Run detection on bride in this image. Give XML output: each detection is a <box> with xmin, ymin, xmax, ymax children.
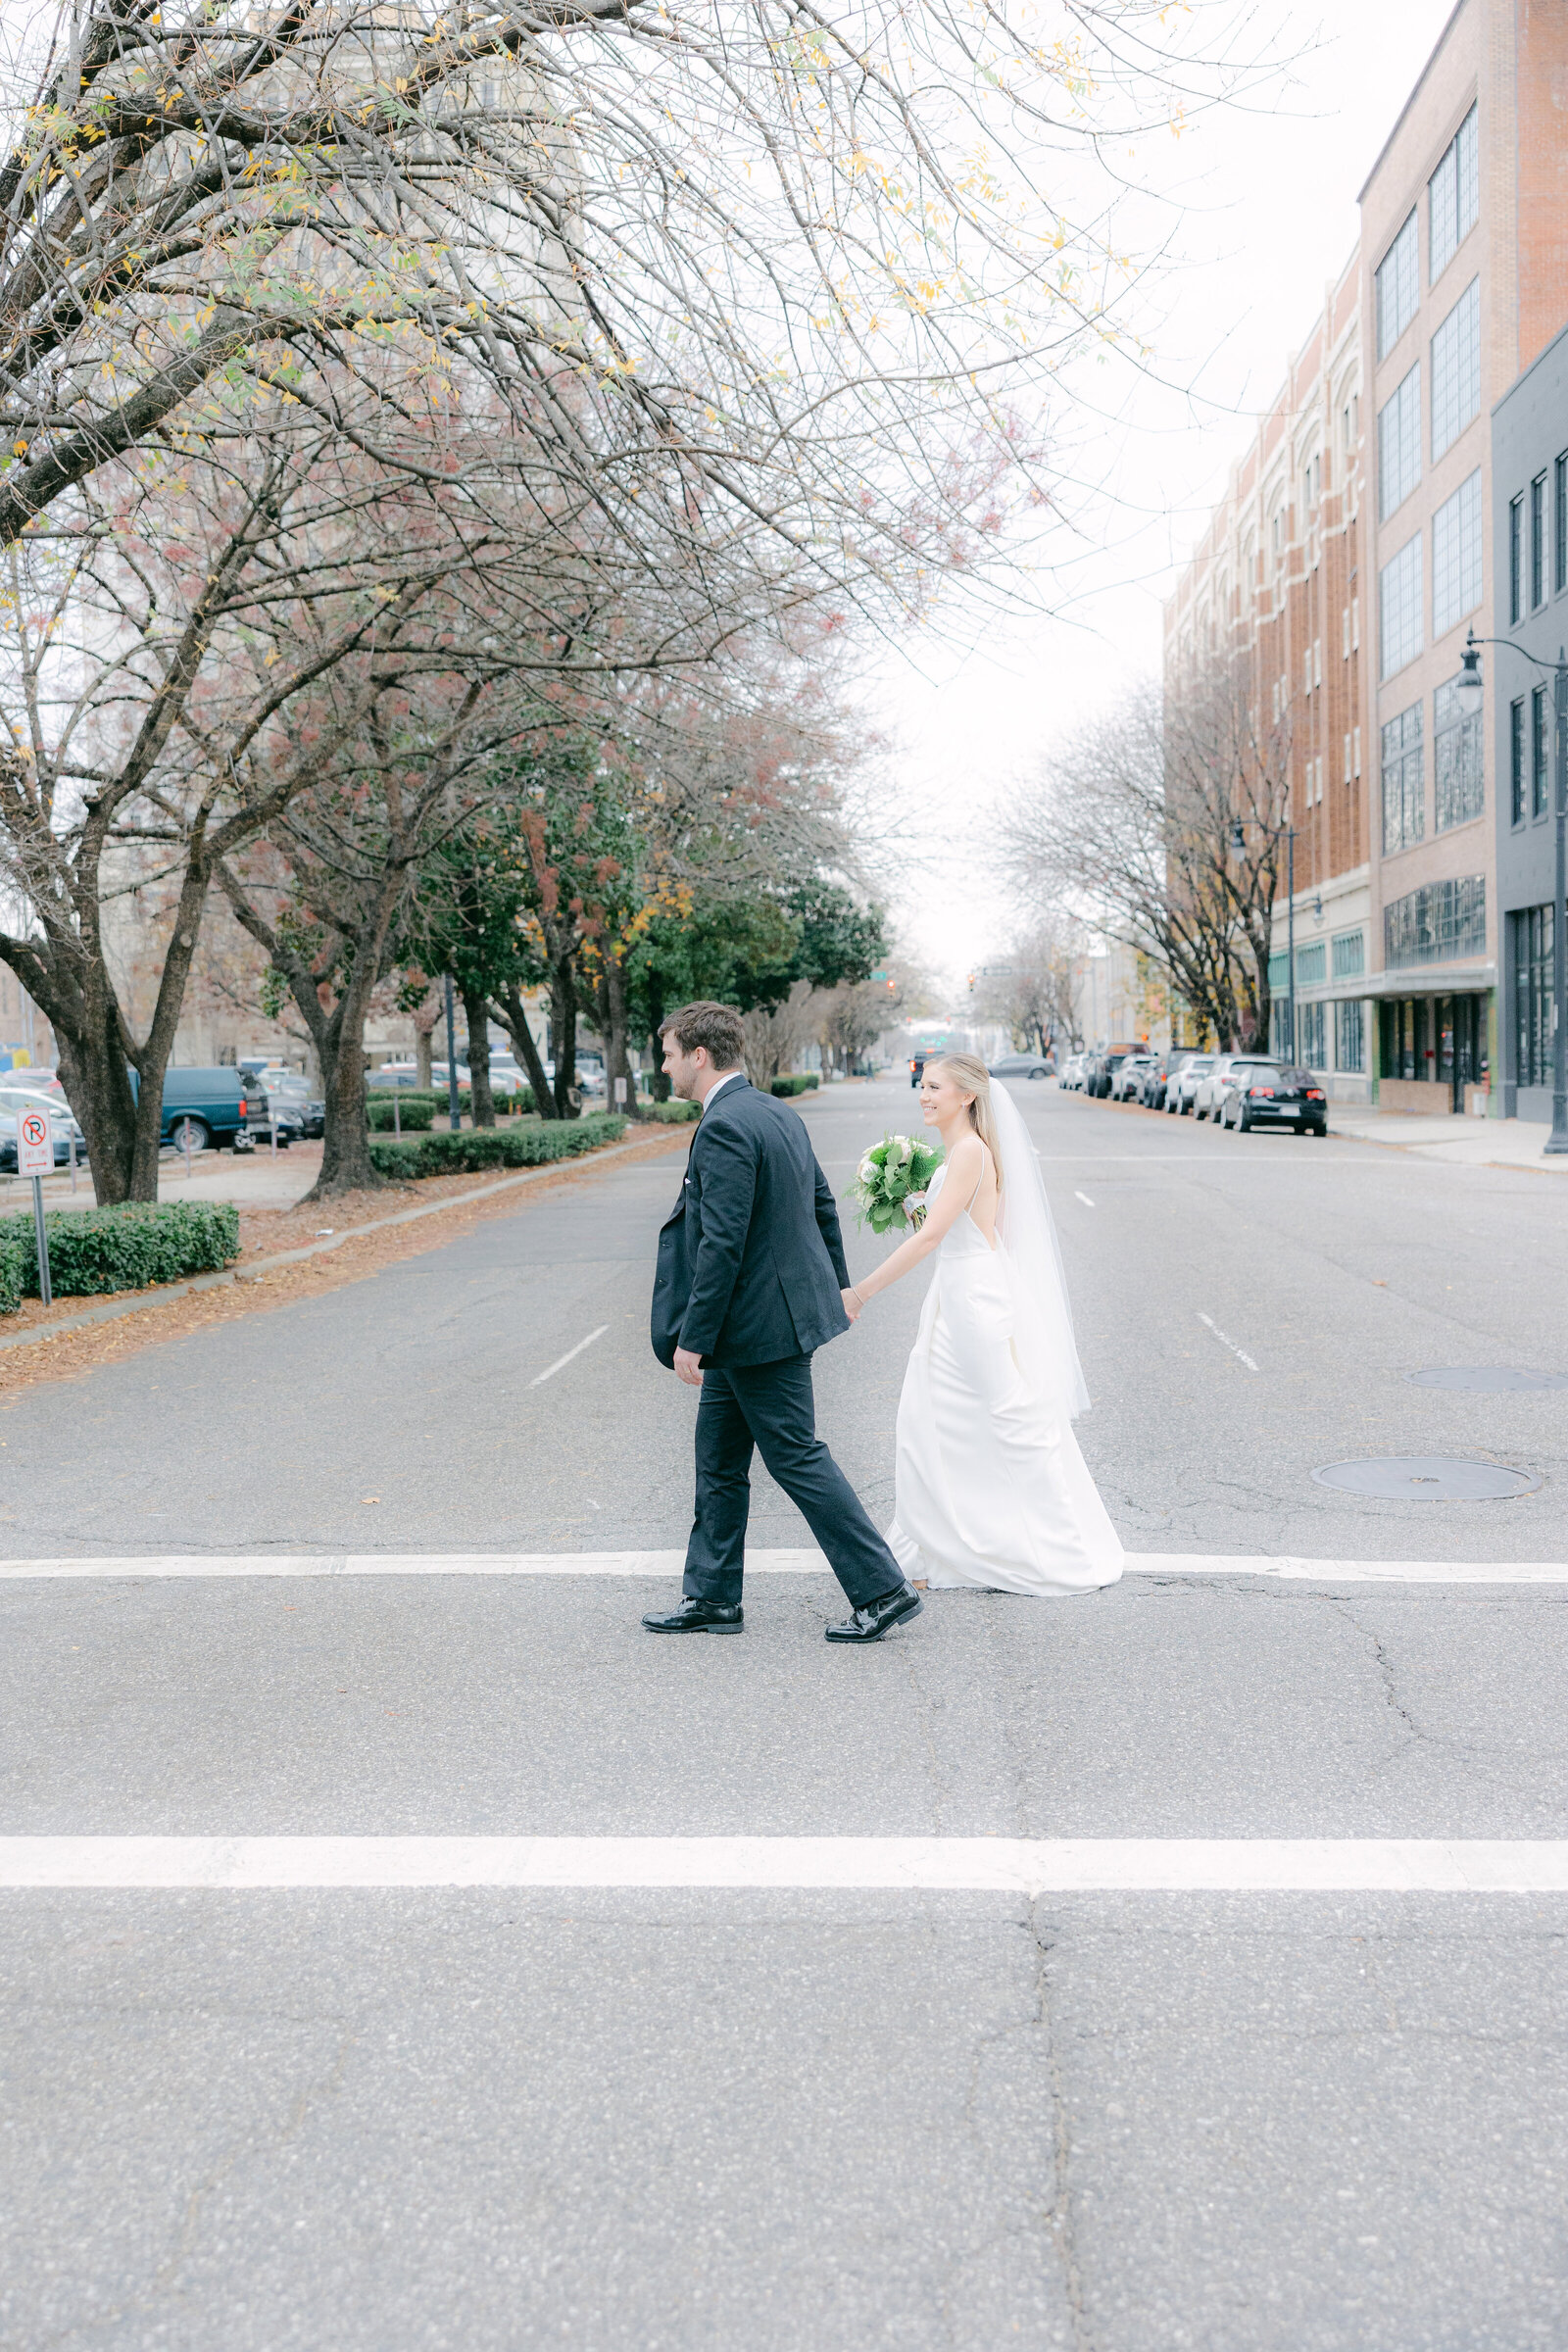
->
<box><xmin>842</xmin><ymin>1054</ymin><xmax>1123</xmax><ymax>1597</ymax></box>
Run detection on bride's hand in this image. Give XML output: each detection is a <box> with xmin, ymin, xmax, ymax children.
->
<box><xmin>841</xmin><ymin>1286</ymin><xmax>863</xmax><ymax>1321</ymax></box>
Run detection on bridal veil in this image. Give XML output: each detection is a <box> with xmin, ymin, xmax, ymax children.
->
<box><xmin>988</xmin><ymin>1080</ymin><xmax>1092</xmax><ymax>1419</ymax></box>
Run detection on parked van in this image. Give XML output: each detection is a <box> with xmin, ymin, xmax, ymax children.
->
<box><xmin>129</xmin><ymin>1066</ymin><xmax>252</xmax><ymax>1153</ymax></box>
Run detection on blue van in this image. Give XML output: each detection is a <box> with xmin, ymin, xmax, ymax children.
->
<box><xmin>128</xmin><ymin>1066</ymin><xmax>253</xmax><ymax>1153</ymax></box>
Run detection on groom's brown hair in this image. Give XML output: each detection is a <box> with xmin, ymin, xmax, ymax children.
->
<box><xmin>661</xmin><ymin>1000</ymin><xmax>746</xmax><ymax>1069</ymax></box>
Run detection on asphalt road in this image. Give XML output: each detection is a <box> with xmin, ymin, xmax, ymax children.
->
<box><xmin>2</xmin><ymin>1079</ymin><xmax>1566</xmax><ymax>2350</ymax></box>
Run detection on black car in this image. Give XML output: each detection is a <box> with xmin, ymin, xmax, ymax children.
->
<box><xmin>1217</xmin><ymin>1061</ymin><xmax>1329</xmax><ymax>1136</ymax></box>
<box><xmin>263</xmin><ymin>1076</ymin><xmax>325</xmax><ymax>1139</ymax></box>
<box><xmin>908</xmin><ymin>1045</ymin><xmax>955</xmax><ymax>1088</ymax></box>
<box><xmin>989</xmin><ymin>1053</ymin><xmax>1054</xmax><ymax>1081</ymax></box>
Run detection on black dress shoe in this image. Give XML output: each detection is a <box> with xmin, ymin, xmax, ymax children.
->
<box><xmin>824</xmin><ymin>1580</ymin><xmax>924</xmax><ymax>1642</ymax></box>
<box><xmin>642</xmin><ymin>1596</ymin><xmax>744</xmax><ymax>1635</ymax></box>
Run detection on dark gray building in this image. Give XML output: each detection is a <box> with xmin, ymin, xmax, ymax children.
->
<box><xmin>1493</xmin><ymin>318</ymin><xmax>1568</xmax><ymax>1121</ymax></box>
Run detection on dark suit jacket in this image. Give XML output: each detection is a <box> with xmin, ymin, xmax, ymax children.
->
<box><xmin>651</xmin><ymin>1076</ymin><xmax>852</xmax><ymax>1368</ymax></box>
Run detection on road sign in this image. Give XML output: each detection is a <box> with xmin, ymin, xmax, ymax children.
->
<box><xmin>17</xmin><ymin>1107</ymin><xmax>53</xmax><ymax>1178</ymax></box>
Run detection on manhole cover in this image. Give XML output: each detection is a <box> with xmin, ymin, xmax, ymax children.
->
<box><xmin>1313</xmin><ymin>1455</ymin><xmax>1541</xmax><ymax>1501</ymax></box>
<box><xmin>1407</xmin><ymin>1366</ymin><xmax>1568</xmax><ymax>1393</ymax></box>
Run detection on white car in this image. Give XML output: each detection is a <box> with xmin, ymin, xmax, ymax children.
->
<box><xmin>1192</xmin><ymin>1054</ymin><xmax>1250</xmax><ymax>1120</ymax></box>
<box><xmin>1164</xmin><ymin>1052</ymin><xmax>1216</xmax><ymax>1114</ymax></box>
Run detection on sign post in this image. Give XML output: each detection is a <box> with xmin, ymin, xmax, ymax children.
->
<box><xmin>17</xmin><ymin>1107</ymin><xmax>53</xmax><ymax>1306</ymax></box>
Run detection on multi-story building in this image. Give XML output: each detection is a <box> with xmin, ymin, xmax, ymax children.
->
<box><xmin>1491</xmin><ymin>316</ymin><xmax>1568</xmax><ymax>1121</ymax></box>
<box><xmin>1162</xmin><ymin>255</ymin><xmax>1370</xmax><ymax>1100</ymax></box>
<box><xmin>1167</xmin><ymin>0</ymin><xmax>1568</xmax><ymax>1117</ymax></box>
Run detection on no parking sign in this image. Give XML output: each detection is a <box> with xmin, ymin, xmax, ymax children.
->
<box><xmin>17</xmin><ymin>1106</ymin><xmax>52</xmax><ymax>1178</ymax></box>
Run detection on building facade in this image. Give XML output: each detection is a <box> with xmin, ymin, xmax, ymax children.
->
<box><xmin>1491</xmin><ymin>314</ymin><xmax>1568</xmax><ymax>1121</ymax></box>
<box><xmin>1163</xmin><ymin>256</ymin><xmax>1371</xmax><ymax>1100</ymax></box>
<box><xmin>1167</xmin><ymin>0</ymin><xmax>1568</xmax><ymax>1116</ymax></box>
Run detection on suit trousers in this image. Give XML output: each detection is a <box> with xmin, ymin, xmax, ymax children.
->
<box><xmin>683</xmin><ymin>1354</ymin><xmax>903</xmax><ymax>1611</ymax></box>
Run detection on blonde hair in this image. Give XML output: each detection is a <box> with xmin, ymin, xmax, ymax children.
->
<box><xmin>929</xmin><ymin>1053</ymin><xmax>1003</xmax><ymax>1192</ymax></box>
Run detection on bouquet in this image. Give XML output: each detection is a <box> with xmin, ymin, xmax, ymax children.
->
<box><xmin>847</xmin><ymin>1133</ymin><xmax>945</xmax><ymax>1235</ymax></box>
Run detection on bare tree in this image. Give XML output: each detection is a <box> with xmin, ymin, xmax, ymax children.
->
<box><xmin>998</xmin><ymin>662</ymin><xmax>1293</xmax><ymax>1052</ymax></box>
<box><xmin>973</xmin><ymin>920</ymin><xmax>1091</xmax><ymax>1054</ymax></box>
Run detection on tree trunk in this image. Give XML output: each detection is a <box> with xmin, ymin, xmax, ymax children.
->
<box><xmin>462</xmin><ymin>981</ymin><xmax>495</xmax><ymax>1126</ymax></box>
<box><xmin>597</xmin><ymin>954</ymin><xmax>636</xmax><ymax>1117</ymax></box>
<box><xmin>414</xmin><ymin>997</ymin><xmax>438</xmax><ymax>1089</ymax></box>
<box><xmin>551</xmin><ymin>957</ymin><xmax>580</xmax><ymax>1118</ymax></box>
<box><xmin>490</xmin><ymin>986</ymin><xmax>557</xmax><ymax>1117</ymax></box>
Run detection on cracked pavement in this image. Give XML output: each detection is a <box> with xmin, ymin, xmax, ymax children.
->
<box><xmin>1</xmin><ymin>1080</ymin><xmax>1565</xmax><ymax>2347</ymax></box>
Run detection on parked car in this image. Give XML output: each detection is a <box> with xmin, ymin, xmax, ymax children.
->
<box><xmin>1217</xmin><ymin>1061</ymin><xmax>1328</xmax><ymax>1136</ymax></box>
<box><xmin>267</xmin><ymin>1076</ymin><xmax>325</xmax><ymax>1138</ymax></box>
<box><xmin>1192</xmin><ymin>1054</ymin><xmax>1251</xmax><ymax>1121</ymax></box>
<box><xmin>0</xmin><ymin>1084</ymin><xmax>84</xmax><ymax>1147</ymax></box>
<box><xmin>1057</xmin><ymin>1053</ymin><xmax>1084</xmax><ymax>1091</ymax></box>
<box><xmin>989</xmin><ymin>1053</ymin><xmax>1054</xmax><ymax>1081</ymax></box>
<box><xmin>129</xmin><ymin>1066</ymin><xmax>252</xmax><ymax>1153</ymax></box>
<box><xmin>1082</xmin><ymin>1044</ymin><xmax>1142</xmax><ymax>1099</ymax></box>
<box><xmin>1109</xmin><ymin>1054</ymin><xmax>1156</xmax><ymax>1102</ymax></box>
<box><xmin>369</xmin><ymin>1062</ymin><xmax>424</xmax><ymax>1089</ymax></box>
<box><xmin>1164</xmin><ymin>1052</ymin><xmax>1217</xmax><ymax>1114</ymax></box>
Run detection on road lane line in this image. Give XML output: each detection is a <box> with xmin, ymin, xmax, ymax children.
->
<box><xmin>2</xmin><ymin>1837</ymin><xmax>1567</xmax><ymax>1892</ymax></box>
<box><xmin>1198</xmin><ymin>1310</ymin><xmax>1259</xmax><ymax>1371</ymax></box>
<box><xmin>1</xmin><ymin>1550</ymin><xmax>1564</xmax><ymax>1582</ymax></box>
<box><xmin>529</xmin><ymin>1326</ymin><xmax>609</xmax><ymax>1387</ymax></box>
<box><xmin>1074</xmin><ymin>1191</ymin><xmax>1095</xmax><ymax>1207</ymax></box>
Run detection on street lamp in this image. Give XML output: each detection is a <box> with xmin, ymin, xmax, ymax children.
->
<box><xmin>1451</xmin><ymin>626</ymin><xmax>1567</xmax><ymax>1154</ymax></box>
<box><xmin>1231</xmin><ymin>815</ymin><xmax>1299</xmax><ymax>1061</ymax></box>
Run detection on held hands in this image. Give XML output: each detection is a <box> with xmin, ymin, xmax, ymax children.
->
<box><xmin>673</xmin><ymin>1347</ymin><xmax>705</xmax><ymax>1387</ymax></box>
<box><xmin>842</xmin><ymin>1286</ymin><xmax>865</xmax><ymax>1322</ymax></box>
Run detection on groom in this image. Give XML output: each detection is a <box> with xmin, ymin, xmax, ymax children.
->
<box><xmin>646</xmin><ymin>1000</ymin><xmax>923</xmax><ymax>1643</ymax></box>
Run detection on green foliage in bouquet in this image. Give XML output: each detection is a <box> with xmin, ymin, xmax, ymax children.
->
<box><xmin>846</xmin><ymin>1133</ymin><xmax>945</xmax><ymax>1235</ymax></box>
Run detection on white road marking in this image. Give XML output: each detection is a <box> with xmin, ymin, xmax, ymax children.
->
<box><xmin>1198</xmin><ymin>1310</ymin><xmax>1259</xmax><ymax>1371</ymax></box>
<box><xmin>2</xmin><ymin>1836</ymin><xmax>1567</xmax><ymax>1892</ymax></box>
<box><xmin>529</xmin><ymin>1326</ymin><xmax>609</xmax><ymax>1387</ymax></box>
<box><xmin>1074</xmin><ymin>1191</ymin><xmax>1096</xmax><ymax>1207</ymax></box>
<box><xmin>0</xmin><ymin>1549</ymin><xmax>1563</xmax><ymax>1583</ymax></box>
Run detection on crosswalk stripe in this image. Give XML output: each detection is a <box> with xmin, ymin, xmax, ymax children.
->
<box><xmin>0</xmin><ymin>1549</ymin><xmax>1561</xmax><ymax>1583</ymax></box>
<box><xmin>2</xmin><ymin>1837</ymin><xmax>1566</xmax><ymax>1891</ymax></box>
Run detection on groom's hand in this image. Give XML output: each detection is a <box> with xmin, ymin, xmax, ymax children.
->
<box><xmin>673</xmin><ymin>1347</ymin><xmax>705</xmax><ymax>1386</ymax></box>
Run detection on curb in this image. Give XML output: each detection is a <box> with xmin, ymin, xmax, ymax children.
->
<box><xmin>0</xmin><ymin>1130</ymin><xmax>675</xmax><ymax>1356</ymax></box>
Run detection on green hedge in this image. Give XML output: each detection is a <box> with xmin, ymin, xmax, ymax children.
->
<box><xmin>640</xmin><ymin>1098</ymin><xmax>699</xmax><ymax>1123</ymax></box>
<box><xmin>0</xmin><ymin>1200</ymin><xmax>241</xmax><ymax>1315</ymax></box>
<box><xmin>368</xmin><ymin>1114</ymin><xmax>627</xmax><ymax>1180</ymax></box>
<box><xmin>770</xmin><ymin>1073</ymin><xmax>820</xmax><ymax>1098</ymax></box>
<box><xmin>367</xmin><ymin>1096</ymin><xmax>435</xmax><ymax>1131</ymax></box>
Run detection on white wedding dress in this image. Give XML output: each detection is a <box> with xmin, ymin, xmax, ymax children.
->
<box><xmin>886</xmin><ymin>1094</ymin><xmax>1124</xmax><ymax>1597</ymax></box>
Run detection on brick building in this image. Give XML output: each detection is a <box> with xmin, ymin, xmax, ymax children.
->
<box><xmin>1163</xmin><ymin>253</ymin><xmax>1370</xmax><ymax>1099</ymax></box>
<box><xmin>1166</xmin><ymin>0</ymin><xmax>1568</xmax><ymax>1115</ymax></box>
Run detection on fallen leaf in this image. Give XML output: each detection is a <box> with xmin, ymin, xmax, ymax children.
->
<box><xmin>361</xmin><ymin>1495</ymin><xmax>380</xmax><ymax>1504</ymax></box>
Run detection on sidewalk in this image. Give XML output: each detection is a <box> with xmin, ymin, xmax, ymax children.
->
<box><xmin>1328</xmin><ymin>1102</ymin><xmax>1568</xmax><ymax>1172</ymax></box>
<box><xmin>1</xmin><ymin>1142</ymin><xmax>321</xmax><ymax>1216</ymax></box>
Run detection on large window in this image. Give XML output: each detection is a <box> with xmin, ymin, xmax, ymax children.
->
<box><xmin>1335</xmin><ymin>999</ymin><xmax>1366</xmax><ymax>1073</ymax></box>
<box><xmin>1296</xmin><ymin>941</ymin><xmax>1326</xmax><ymax>987</ymax></box>
<box><xmin>1430</xmin><ymin>280</ymin><xmax>1480</xmax><ymax>462</ymax></box>
<box><xmin>1432</xmin><ymin>469</ymin><xmax>1482</xmax><ymax>639</ymax></box>
<box><xmin>1379</xmin><ymin>534</ymin><xmax>1423</xmax><ymax>678</ymax></box>
<box><xmin>1377</xmin><ymin>212</ymin><xmax>1420</xmax><ymax>358</ymax></box>
<box><xmin>1533</xmin><ymin>473</ymin><xmax>1548</xmax><ymax>611</ymax></box>
<box><xmin>1510</xmin><ymin>495</ymin><xmax>1523</xmax><ymax>625</ymax></box>
<box><xmin>1511</xmin><ymin>697</ymin><xmax>1527</xmax><ymax>825</ymax></box>
<box><xmin>1533</xmin><ymin>683</ymin><xmax>1549</xmax><ymax>818</ymax></box>
<box><xmin>1434</xmin><ymin>675</ymin><xmax>1484</xmax><ymax>829</ymax></box>
<box><xmin>1298</xmin><ymin>1002</ymin><xmax>1327</xmax><ymax>1069</ymax></box>
<box><xmin>1378</xmin><ymin>365</ymin><xmax>1422</xmax><ymax>520</ymax></box>
<box><xmin>1384</xmin><ymin>875</ymin><xmax>1486</xmax><ymax>968</ymax></box>
<box><xmin>1557</xmin><ymin>454</ymin><xmax>1567</xmax><ymax>597</ymax></box>
<box><xmin>1332</xmin><ymin>929</ymin><xmax>1365</xmax><ymax>980</ymax></box>
<box><xmin>1429</xmin><ymin>104</ymin><xmax>1479</xmax><ymax>281</ymax></box>
<box><xmin>1381</xmin><ymin>703</ymin><xmax>1424</xmax><ymax>854</ymax></box>
<box><xmin>1512</xmin><ymin>906</ymin><xmax>1556</xmax><ymax>1087</ymax></box>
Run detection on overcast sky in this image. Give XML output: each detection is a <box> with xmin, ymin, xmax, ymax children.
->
<box><xmin>886</xmin><ymin>0</ymin><xmax>1456</xmax><ymax>994</ymax></box>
